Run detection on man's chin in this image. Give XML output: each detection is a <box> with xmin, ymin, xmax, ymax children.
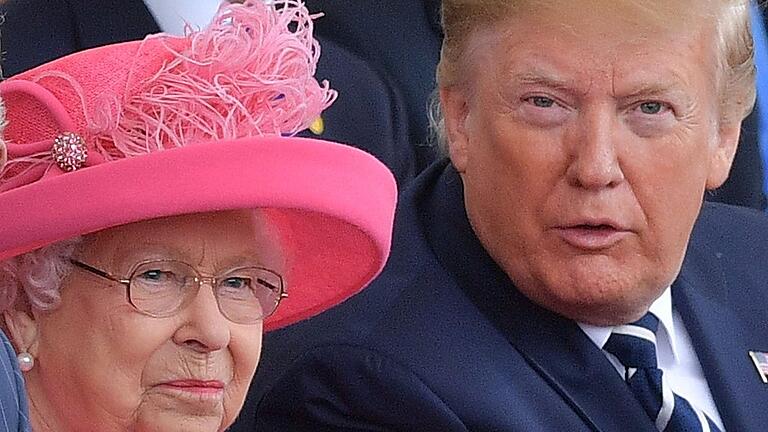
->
<box><xmin>524</xmin><ymin>268</ymin><xmax>666</xmax><ymax>326</ymax></box>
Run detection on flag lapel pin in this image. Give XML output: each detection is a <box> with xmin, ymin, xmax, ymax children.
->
<box><xmin>748</xmin><ymin>351</ymin><xmax>768</xmax><ymax>384</ymax></box>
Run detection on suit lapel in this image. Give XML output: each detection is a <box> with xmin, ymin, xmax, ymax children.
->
<box><xmin>673</xmin><ymin>225</ymin><xmax>768</xmax><ymax>432</ymax></box>
<box><xmin>424</xmin><ymin>164</ymin><xmax>656</xmax><ymax>432</ymax></box>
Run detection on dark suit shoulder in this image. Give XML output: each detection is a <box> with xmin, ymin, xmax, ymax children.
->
<box><xmin>301</xmin><ymin>36</ymin><xmax>420</xmax><ymax>187</ymax></box>
<box><xmin>1</xmin><ymin>0</ymin><xmax>78</xmax><ymax>76</ymax></box>
<box><xmin>0</xmin><ymin>0</ymin><xmax>158</xmax><ymax>77</ymax></box>
<box><xmin>256</xmin><ymin>343</ymin><xmax>467</xmax><ymax>432</ymax></box>
<box><xmin>681</xmin><ymin>202</ymin><xmax>768</xmax><ymax>320</ymax></box>
<box><xmin>697</xmin><ymin>202</ymin><xmax>768</xmax><ymax>240</ymax></box>
<box><xmin>693</xmin><ymin>202</ymin><xmax>768</xmax><ymax>264</ymax></box>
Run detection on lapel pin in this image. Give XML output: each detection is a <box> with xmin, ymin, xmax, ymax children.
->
<box><xmin>748</xmin><ymin>351</ymin><xmax>768</xmax><ymax>384</ymax></box>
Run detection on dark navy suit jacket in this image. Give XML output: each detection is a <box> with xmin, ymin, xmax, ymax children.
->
<box><xmin>253</xmin><ymin>161</ymin><xmax>768</xmax><ymax>431</ymax></box>
<box><xmin>0</xmin><ymin>0</ymin><xmax>422</xmax><ymax>187</ymax></box>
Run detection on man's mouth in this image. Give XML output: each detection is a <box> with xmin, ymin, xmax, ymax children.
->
<box><xmin>553</xmin><ymin>221</ymin><xmax>632</xmax><ymax>250</ymax></box>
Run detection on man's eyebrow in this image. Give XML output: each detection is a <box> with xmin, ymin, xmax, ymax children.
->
<box><xmin>514</xmin><ymin>72</ymin><xmax>572</xmax><ymax>88</ymax></box>
<box><xmin>508</xmin><ymin>70</ymin><xmax>588</xmax><ymax>97</ymax></box>
<box><xmin>620</xmin><ymin>81</ymin><xmax>690</xmax><ymax>99</ymax></box>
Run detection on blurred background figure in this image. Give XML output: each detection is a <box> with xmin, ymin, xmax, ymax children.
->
<box><xmin>751</xmin><ymin>1</ymin><xmax>768</xmax><ymax>205</ymax></box>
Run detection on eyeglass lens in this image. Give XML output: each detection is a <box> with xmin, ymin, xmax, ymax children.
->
<box><xmin>128</xmin><ymin>260</ymin><xmax>282</xmax><ymax>324</ymax></box>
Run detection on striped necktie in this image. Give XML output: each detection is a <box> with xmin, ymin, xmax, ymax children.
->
<box><xmin>603</xmin><ymin>313</ymin><xmax>723</xmax><ymax>432</ymax></box>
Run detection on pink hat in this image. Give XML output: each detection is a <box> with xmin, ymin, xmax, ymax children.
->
<box><xmin>0</xmin><ymin>100</ymin><xmax>6</xmax><ymax>169</ymax></box>
<box><xmin>0</xmin><ymin>1</ymin><xmax>396</xmax><ymax>331</ymax></box>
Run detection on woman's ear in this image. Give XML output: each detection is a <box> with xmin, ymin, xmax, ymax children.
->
<box><xmin>3</xmin><ymin>310</ymin><xmax>39</xmax><ymax>356</ymax></box>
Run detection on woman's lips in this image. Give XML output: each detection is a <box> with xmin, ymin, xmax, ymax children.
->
<box><xmin>158</xmin><ymin>380</ymin><xmax>225</xmax><ymax>397</ymax></box>
<box><xmin>553</xmin><ymin>224</ymin><xmax>632</xmax><ymax>250</ymax></box>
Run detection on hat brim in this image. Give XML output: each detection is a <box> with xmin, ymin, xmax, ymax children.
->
<box><xmin>0</xmin><ymin>137</ymin><xmax>396</xmax><ymax>331</ymax></box>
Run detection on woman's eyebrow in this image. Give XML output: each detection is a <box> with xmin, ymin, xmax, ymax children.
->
<box><xmin>110</xmin><ymin>243</ymin><xmax>188</xmax><ymax>266</ymax></box>
<box><xmin>214</xmin><ymin>253</ymin><xmax>269</xmax><ymax>269</ymax></box>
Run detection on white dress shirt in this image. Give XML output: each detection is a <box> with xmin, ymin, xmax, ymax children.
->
<box><xmin>579</xmin><ymin>289</ymin><xmax>726</xmax><ymax>430</ymax></box>
<box><xmin>142</xmin><ymin>0</ymin><xmax>224</xmax><ymax>36</ymax></box>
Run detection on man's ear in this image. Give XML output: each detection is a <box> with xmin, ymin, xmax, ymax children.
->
<box><xmin>440</xmin><ymin>87</ymin><xmax>471</xmax><ymax>173</ymax></box>
<box><xmin>706</xmin><ymin>122</ymin><xmax>741</xmax><ymax>189</ymax></box>
<box><xmin>3</xmin><ymin>309</ymin><xmax>39</xmax><ymax>357</ymax></box>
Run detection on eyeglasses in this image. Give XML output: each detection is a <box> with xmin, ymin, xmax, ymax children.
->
<box><xmin>71</xmin><ymin>259</ymin><xmax>287</xmax><ymax>325</ymax></box>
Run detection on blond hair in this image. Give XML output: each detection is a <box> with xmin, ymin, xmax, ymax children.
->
<box><xmin>430</xmin><ymin>0</ymin><xmax>756</xmax><ymax>148</ymax></box>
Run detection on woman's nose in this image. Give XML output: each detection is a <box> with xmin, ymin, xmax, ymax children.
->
<box><xmin>172</xmin><ymin>281</ymin><xmax>231</xmax><ymax>353</ymax></box>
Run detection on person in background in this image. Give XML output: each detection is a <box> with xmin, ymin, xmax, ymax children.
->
<box><xmin>0</xmin><ymin>2</ymin><xmax>396</xmax><ymax>431</ymax></box>
<box><xmin>254</xmin><ymin>0</ymin><xmax>768</xmax><ymax>431</ymax></box>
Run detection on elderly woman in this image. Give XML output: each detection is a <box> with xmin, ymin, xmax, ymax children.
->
<box><xmin>253</xmin><ymin>1</ymin><xmax>768</xmax><ymax>431</ymax></box>
<box><xmin>0</xmin><ymin>1</ymin><xmax>396</xmax><ymax>431</ymax></box>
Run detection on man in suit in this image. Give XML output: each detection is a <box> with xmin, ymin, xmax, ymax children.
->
<box><xmin>0</xmin><ymin>0</ymin><xmax>421</xmax><ymax>187</ymax></box>
<box><xmin>253</xmin><ymin>1</ymin><xmax>768</xmax><ymax>430</ymax></box>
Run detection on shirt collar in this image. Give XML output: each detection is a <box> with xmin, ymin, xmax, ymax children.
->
<box><xmin>142</xmin><ymin>0</ymin><xmax>224</xmax><ymax>36</ymax></box>
<box><xmin>578</xmin><ymin>287</ymin><xmax>679</xmax><ymax>363</ymax></box>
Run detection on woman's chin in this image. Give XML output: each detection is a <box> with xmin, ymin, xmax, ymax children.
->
<box><xmin>134</xmin><ymin>393</ymin><xmax>225</xmax><ymax>432</ymax></box>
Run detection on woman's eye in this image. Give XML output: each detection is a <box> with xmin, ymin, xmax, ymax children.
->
<box><xmin>221</xmin><ymin>277</ymin><xmax>251</xmax><ymax>290</ymax></box>
<box><xmin>138</xmin><ymin>270</ymin><xmax>171</xmax><ymax>282</ymax></box>
<box><xmin>527</xmin><ymin>96</ymin><xmax>556</xmax><ymax>108</ymax></box>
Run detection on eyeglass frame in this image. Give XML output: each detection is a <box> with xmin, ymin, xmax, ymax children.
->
<box><xmin>70</xmin><ymin>259</ymin><xmax>288</xmax><ymax>324</ymax></box>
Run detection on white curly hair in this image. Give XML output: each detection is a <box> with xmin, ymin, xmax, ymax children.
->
<box><xmin>0</xmin><ymin>238</ymin><xmax>82</xmax><ymax>313</ymax></box>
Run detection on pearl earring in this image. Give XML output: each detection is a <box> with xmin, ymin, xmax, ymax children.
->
<box><xmin>17</xmin><ymin>352</ymin><xmax>34</xmax><ymax>372</ymax></box>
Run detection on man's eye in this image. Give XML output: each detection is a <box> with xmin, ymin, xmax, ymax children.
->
<box><xmin>527</xmin><ymin>96</ymin><xmax>556</xmax><ymax>108</ymax></box>
<box><xmin>638</xmin><ymin>102</ymin><xmax>665</xmax><ymax>115</ymax></box>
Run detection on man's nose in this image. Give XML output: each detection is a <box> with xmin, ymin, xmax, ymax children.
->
<box><xmin>565</xmin><ymin>109</ymin><xmax>625</xmax><ymax>190</ymax></box>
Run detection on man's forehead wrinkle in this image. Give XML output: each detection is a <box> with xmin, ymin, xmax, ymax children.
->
<box><xmin>512</xmin><ymin>69</ymin><xmax>593</xmax><ymax>99</ymax></box>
